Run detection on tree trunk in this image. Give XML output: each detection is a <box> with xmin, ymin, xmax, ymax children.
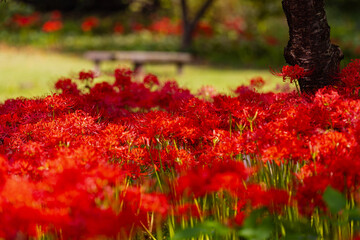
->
<box><xmin>180</xmin><ymin>0</ymin><xmax>214</xmax><ymax>51</ymax></box>
<box><xmin>181</xmin><ymin>24</ymin><xmax>193</xmax><ymax>51</ymax></box>
<box><xmin>282</xmin><ymin>0</ymin><xmax>344</xmax><ymax>94</ymax></box>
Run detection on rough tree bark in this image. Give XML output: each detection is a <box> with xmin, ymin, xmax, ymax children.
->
<box><xmin>282</xmin><ymin>0</ymin><xmax>344</xmax><ymax>94</ymax></box>
<box><xmin>180</xmin><ymin>0</ymin><xmax>214</xmax><ymax>51</ymax></box>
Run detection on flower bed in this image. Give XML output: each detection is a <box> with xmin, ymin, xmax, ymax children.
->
<box><xmin>2</xmin><ymin>62</ymin><xmax>360</xmax><ymax>239</ymax></box>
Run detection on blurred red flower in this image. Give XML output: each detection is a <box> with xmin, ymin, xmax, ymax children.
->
<box><xmin>143</xmin><ymin>74</ymin><xmax>159</xmax><ymax>86</ymax></box>
<box><xmin>195</xmin><ymin>22</ymin><xmax>213</xmax><ymax>37</ymax></box>
<box><xmin>42</xmin><ymin>20</ymin><xmax>63</xmax><ymax>33</ymax></box>
<box><xmin>132</xmin><ymin>23</ymin><xmax>145</xmax><ymax>32</ymax></box>
<box><xmin>78</xmin><ymin>70</ymin><xmax>96</xmax><ymax>83</ymax></box>
<box><xmin>12</xmin><ymin>13</ymin><xmax>39</xmax><ymax>28</ymax></box>
<box><xmin>81</xmin><ymin>17</ymin><xmax>99</xmax><ymax>32</ymax></box>
<box><xmin>55</xmin><ymin>78</ymin><xmax>80</xmax><ymax>95</ymax></box>
<box><xmin>250</xmin><ymin>76</ymin><xmax>265</xmax><ymax>89</ymax></box>
<box><xmin>113</xmin><ymin>23</ymin><xmax>124</xmax><ymax>34</ymax></box>
<box><xmin>264</xmin><ymin>35</ymin><xmax>279</xmax><ymax>46</ymax></box>
<box><xmin>114</xmin><ymin>68</ymin><xmax>132</xmax><ymax>88</ymax></box>
<box><xmin>50</xmin><ymin>10</ymin><xmax>62</xmax><ymax>20</ymax></box>
<box><xmin>223</xmin><ymin>17</ymin><xmax>246</xmax><ymax>35</ymax></box>
<box><xmin>149</xmin><ymin>17</ymin><xmax>181</xmax><ymax>35</ymax></box>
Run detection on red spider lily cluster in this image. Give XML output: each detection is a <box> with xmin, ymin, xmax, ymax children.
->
<box><xmin>1</xmin><ymin>61</ymin><xmax>360</xmax><ymax>238</ymax></box>
<box><xmin>8</xmin><ymin>10</ymin><xmax>268</xmax><ymax>41</ymax></box>
<box><xmin>9</xmin><ymin>11</ymin><xmax>215</xmax><ymax>37</ymax></box>
<box><xmin>10</xmin><ymin>11</ymin><xmax>64</xmax><ymax>33</ymax></box>
<box><xmin>147</xmin><ymin>17</ymin><xmax>213</xmax><ymax>37</ymax></box>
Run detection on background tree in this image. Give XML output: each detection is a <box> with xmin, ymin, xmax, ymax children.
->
<box><xmin>282</xmin><ymin>0</ymin><xmax>344</xmax><ymax>94</ymax></box>
<box><xmin>179</xmin><ymin>0</ymin><xmax>214</xmax><ymax>51</ymax></box>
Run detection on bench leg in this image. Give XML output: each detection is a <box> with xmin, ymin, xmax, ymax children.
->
<box><xmin>94</xmin><ymin>60</ymin><xmax>101</xmax><ymax>75</ymax></box>
<box><xmin>176</xmin><ymin>62</ymin><xmax>184</xmax><ymax>75</ymax></box>
<box><xmin>134</xmin><ymin>62</ymin><xmax>144</xmax><ymax>75</ymax></box>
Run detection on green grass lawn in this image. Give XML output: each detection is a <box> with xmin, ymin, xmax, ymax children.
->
<box><xmin>0</xmin><ymin>44</ymin><xmax>286</xmax><ymax>102</ymax></box>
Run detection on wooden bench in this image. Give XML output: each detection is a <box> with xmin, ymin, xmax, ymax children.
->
<box><xmin>84</xmin><ymin>51</ymin><xmax>192</xmax><ymax>74</ymax></box>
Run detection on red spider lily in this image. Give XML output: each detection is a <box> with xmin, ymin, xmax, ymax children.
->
<box><xmin>248</xmin><ymin>186</ymin><xmax>290</xmax><ymax>213</ymax></box>
<box><xmin>12</xmin><ymin>13</ymin><xmax>39</xmax><ymax>28</ymax></box>
<box><xmin>114</xmin><ymin>68</ymin><xmax>132</xmax><ymax>88</ymax></box>
<box><xmin>50</xmin><ymin>10</ymin><xmax>62</xmax><ymax>20</ymax></box>
<box><xmin>113</xmin><ymin>23</ymin><xmax>124</xmax><ymax>34</ymax></box>
<box><xmin>295</xmin><ymin>175</ymin><xmax>330</xmax><ymax>216</ymax></box>
<box><xmin>195</xmin><ymin>22</ymin><xmax>214</xmax><ymax>37</ymax></box>
<box><xmin>143</xmin><ymin>73</ymin><xmax>160</xmax><ymax>86</ymax></box>
<box><xmin>149</xmin><ymin>17</ymin><xmax>181</xmax><ymax>35</ymax></box>
<box><xmin>42</xmin><ymin>20</ymin><xmax>63</xmax><ymax>33</ymax></box>
<box><xmin>223</xmin><ymin>17</ymin><xmax>246</xmax><ymax>35</ymax></box>
<box><xmin>264</xmin><ymin>35</ymin><xmax>279</xmax><ymax>46</ymax></box>
<box><xmin>340</xmin><ymin>59</ymin><xmax>360</xmax><ymax>88</ymax></box>
<box><xmin>249</xmin><ymin>76</ymin><xmax>265</xmax><ymax>89</ymax></box>
<box><xmin>232</xmin><ymin>204</ymin><xmax>246</xmax><ymax>226</ymax></box>
<box><xmin>234</xmin><ymin>86</ymin><xmax>256</xmax><ymax>98</ymax></box>
<box><xmin>55</xmin><ymin>78</ymin><xmax>80</xmax><ymax>95</ymax></box>
<box><xmin>173</xmin><ymin>160</ymin><xmax>249</xmax><ymax>198</ymax></box>
<box><xmin>132</xmin><ymin>23</ymin><xmax>145</xmax><ymax>32</ymax></box>
<box><xmin>81</xmin><ymin>16</ymin><xmax>99</xmax><ymax>32</ymax></box>
<box><xmin>124</xmin><ymin>187</ymin><xmax>169</xmax><ymax>217</ymax></box>
<box><xmin>172</xmin><ymin>203</ymin><xmax>203</xmax><ymax>221</ymax></box>
<box><xmin>271</xmin><ymin>64</ymin><xmax>310</xmax><ymax>83</ymax></box>
<box><xmin>150</xmin><ymin>17</ymin><xmax>169</xmax><ymax>34</ymax></box>
<box><xmin>78</xmin><ymin>70</ymin><xmax>96</xmax><ymax>83</ymax></box>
